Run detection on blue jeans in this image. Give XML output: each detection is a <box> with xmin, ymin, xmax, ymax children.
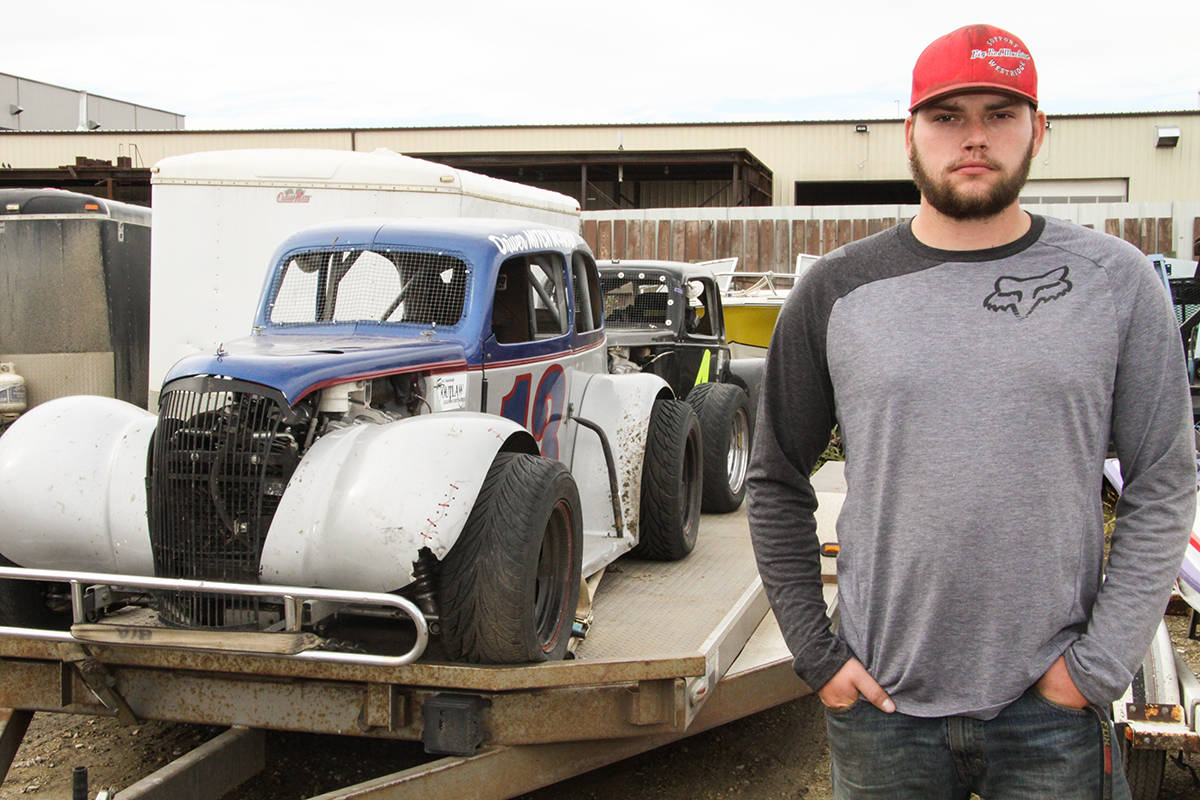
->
<box><xmin>825</xmin><ymin>687</ymin><xmax>1131</xmax><ymax>799</ymax></box>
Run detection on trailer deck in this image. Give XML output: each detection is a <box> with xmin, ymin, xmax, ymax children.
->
<box><xmin>0</xmin><ymin>464</ymin><xmax>847</xmax><ymax>797</ymax></box>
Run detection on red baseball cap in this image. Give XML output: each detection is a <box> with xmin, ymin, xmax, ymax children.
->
<box><xmin>910</xmin><ymin>24</ymin><xmax>1037</xmax><ymax>112</ymax></box>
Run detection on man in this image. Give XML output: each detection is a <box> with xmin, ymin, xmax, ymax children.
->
<box><xmin>747</xmin><ymin>24</ymin><xmax>1195</xmax><ymax>799</ymax></box>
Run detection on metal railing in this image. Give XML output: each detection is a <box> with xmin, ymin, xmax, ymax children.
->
<box><xmin>0</xmin><ymin>566</ymin><xmax>429</xmax><ymax>666</ymax></box>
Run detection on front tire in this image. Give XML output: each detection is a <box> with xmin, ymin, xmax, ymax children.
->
<box><xmin>439</xmin><ymin>452</ymin><xmax>582</xmax><ymax>664</ymax></box>
<box><xmin>633</xmin><ymin>398</ymin><xmax>702</xmax><ymax>560</ymax></box>
<box><xmin>686</xmin><ymin>382</ymin><xmax>751</xmax><ymax>513</ymax></box>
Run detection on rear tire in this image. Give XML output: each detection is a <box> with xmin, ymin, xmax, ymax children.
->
<box><xmin>439</xmin><ymin>452</ymin><xmax>582</xmax><ymax>664</ymax></box>
<box><xmin>687</xmin><ymin>382</ymin><xmax>751</xmax><ymax>513</ymax></box>
<box><xmin>633</xmin><ymin>398</ymin><xmax>702</xmax><ymax>560</ymax></box>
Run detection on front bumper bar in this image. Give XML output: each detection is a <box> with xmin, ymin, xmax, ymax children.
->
<box><xmin>0</xmin><ymin>566</ymin><xmax>429</xmax><ymax>667</ymax></box>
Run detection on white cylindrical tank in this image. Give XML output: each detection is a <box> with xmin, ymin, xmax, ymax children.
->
<box><xmin>0</xmin><ymin>363</ymin><xmax>27</xmax><ymax>416</ymax></box>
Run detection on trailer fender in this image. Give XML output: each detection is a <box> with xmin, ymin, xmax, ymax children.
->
<box><xmin>570</xmin><ymin>373</ymin><xmax>669</xmax><ymax>538</ymax></box>
<box><xmin>260</xmin><ymin>412</ymin><xmax>536</xmax><ymax>592</ymax></box>
<box><xmin>728</xmin><ymin>357</ymin><xmax>764</xmax><ymax>428</ymax></box>
<box><xmin>0</xmin><ymin>396</ymin><xmax>155</xmax><ymax>573</ymax></box>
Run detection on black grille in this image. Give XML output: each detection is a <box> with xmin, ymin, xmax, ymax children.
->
<box><xmin>149</xmin><ymin>377</ymin><xmax>301</xmax><ymax>628</ymax></box>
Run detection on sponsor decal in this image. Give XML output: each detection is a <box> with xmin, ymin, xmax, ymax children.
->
<box><xmin>983</xmin><ymin>266</ymin><xmax>1072</xmax><ymax>319</ymax></box>
<box><xmin>489</xmin><ymin>228</ymin><xmax>580</xmax><ymax>255</ymax></box>
<box><xmin>433</xmin><ymin>374</ymin><xmax>468</xmax><ymax>411</ymax></box>
<box><xmin>276</xmin><ymin>188</ymin><xmax>312</xmax><ymax>204</ymax></box>
<box><xmin>969</xmin><ymin>34</ymin><xmax>1031</xmax><ymax>78</ymax></box>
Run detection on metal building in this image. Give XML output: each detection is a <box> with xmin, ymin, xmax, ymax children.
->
<box><xmin>0</xmin><ymin>110</ymin><xmax>1195</xmax><ymax>211</ymax></box>
<box><xmin>0</xmin><ymin>72</ymin><xmax>183</xmax><ymax>133</ymax></box>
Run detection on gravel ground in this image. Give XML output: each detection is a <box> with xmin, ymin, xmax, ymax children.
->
<box><xmin>2</xmin><ymin>616</ymin><xmax>1198</xmax><ymax>799</ymax></box>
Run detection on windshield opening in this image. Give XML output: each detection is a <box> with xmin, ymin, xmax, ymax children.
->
<box><xmin>268</xmin><ymin>248</ymin><xmax>469</xmax><ymax>327</ymax></box>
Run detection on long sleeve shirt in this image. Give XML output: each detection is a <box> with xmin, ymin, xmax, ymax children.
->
<box><xmin>747</xmin><ymin>215</ymin><xmax>1195</xmax><ymax>718</ymax></box>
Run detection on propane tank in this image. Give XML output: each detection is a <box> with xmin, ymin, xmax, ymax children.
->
<box><xmin>0</xmin><ymin>362</ymin><xmax>28</xmax><ymax>424</ymax></box>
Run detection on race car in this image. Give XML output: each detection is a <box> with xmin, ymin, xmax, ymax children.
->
<box><xmin>0</xmin><ymin>218</ymin><xmax>702</xmax><ymax>665</ymax></box>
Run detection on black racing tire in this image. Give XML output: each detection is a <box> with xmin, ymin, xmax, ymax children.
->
<box><xmin>1121</xmin><ymin>737</ymin><xmax>1165</xmax><ymax>800</ymax></box>
<box><xmin>439</xmin><ymin>452</ymin><xmax>582</xmax><ymax>664</ymax></box>
<box><xmin>0</xmin><ymin>554</ymin><xmax>69</xmax><ymax>630</ymax></box>
<box><xmin>686</xmin><ymin>382</ymin><xmax>752</xmax><ymax>513</ymax></box>
<box><xmin>632</xmin><ymin>398</ymin><xmax>702</xmax><ymax>560</ymax></box>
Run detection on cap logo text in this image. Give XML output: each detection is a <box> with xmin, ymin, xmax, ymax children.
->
<box><xmin>969</xmin><ymin>35</ymin><xmax>1030</xmax><ymax>78</ymax></box>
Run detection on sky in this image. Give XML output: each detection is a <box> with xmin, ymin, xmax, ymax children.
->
<box><xmin>6</xmin><ymin>1</ymin><xmax>1199</xmax><ymax>130</ymax></box>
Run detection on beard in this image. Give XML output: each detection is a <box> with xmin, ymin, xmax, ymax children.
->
<box><xmin>909</xmin><ymin>139</ymin><xmax>1034</xmax><ymax>220</ymax></box>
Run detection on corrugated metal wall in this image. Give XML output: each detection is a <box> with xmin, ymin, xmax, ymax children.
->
<box><xmin>0</xmin><ymin>111</ymin><xmax>1194</xmax><ymax>205</ymax></box>
<box><xmin>0</xmin><ymin>73</ymin><xmax>185</xmax><ymax>133</ymax></box>
<box><xmin>582</xmin><ymin>202</ymin><xmax>1200</xmax><ymax>269</ymax></box>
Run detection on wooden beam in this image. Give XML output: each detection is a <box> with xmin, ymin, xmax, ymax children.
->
<box><xmin>744</xmin><ymin>221</ymin><xmax>760</xmax><ymax>272</ymax></box>
<box><xmin>821</xmin><ymin>220</ymin><xmax>837</xmax><ymax>255</ymax></box>
<box><xmin>791</xmin><ymin>220</ymin><xmax>807</xmax><ymax>263</ymax></box>
<box><xmin>1156</xmin><ymin>218</ymin><xmax>1172</xmax><ymax>256</ymax></box>
<box><xmin>836</xmin><ymin>219</ymin><xmax>852</xmax><ymax>249</ymax></box>
<box><xmin>805</xmin><ymin>220</ymin><xmax>821</xmax><ymax>255</ymax></box>
<box><xmin>1123</xmin><ymin>218</ymin><xmax>1141</xmax><ymax>250</ymax></box>
<box><xmin>597</xmin><ymin>221</ymin><xmax>612</xmax><ymax>259</ymax></box>
<box><xmin>852</xmin><ymin>219</ymin><xmax>868</xmax><ymax>243</ymax></box>
<box><xmin>758</xmin><ymin>220</ymin><xmax>774</xmax><ymax>271</ymax></box>
<box><xmin>699</xmin><ymin>220</ymin><xmax>715</xmax><ymax>261</ymax></box>
<box><xmin>774</xmin><ymin>220</ymin><xmax>789</xmax><ymax>272</ymax></box>
<box><xmin>627</xmin><ymin>219</ymin><xmax>641</xmax><ymax>259</ymax></box>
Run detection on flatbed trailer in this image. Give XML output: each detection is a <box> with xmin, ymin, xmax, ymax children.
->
<box><xmin>0</xmin><ymin>466</ymin><xmax>848</xmax><ymax>799</ymax></box>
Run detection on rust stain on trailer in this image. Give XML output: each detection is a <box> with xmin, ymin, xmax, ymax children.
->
<box><xmin>1125</xmin><ymin>702</ymin><xmax>1184</xmax><ymax>723</ymax></box>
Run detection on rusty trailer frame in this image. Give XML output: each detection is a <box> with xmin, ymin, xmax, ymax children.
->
<box><xmin>0</xmin><ymin>496</ymin><xmax>843</xmax><ymax>798</ymax></box>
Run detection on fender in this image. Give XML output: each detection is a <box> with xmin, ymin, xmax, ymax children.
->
<box><xmin>260</xmin><ymin>412</ymin><xmax>536</xmax><ymax>592</ymax></box>
<box><xmin>569</xmin><ymin>372</ymin><xmax>670</xmax><ymax>540</ymax></box>
<box><xmin>728</xmin><ymin>356</ymin><xmax>765</xmax><ymax>428</ymax></box>
<box><xmin>0</xmin><ymin>396</ymin><xmax>155</xmax><ymax>573</ymax></box>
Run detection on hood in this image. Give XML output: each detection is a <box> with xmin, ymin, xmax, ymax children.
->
<box><xmin>163</xmin><ymin>332</ymin><xmax>468</xmax><ymax>406</ymax></box>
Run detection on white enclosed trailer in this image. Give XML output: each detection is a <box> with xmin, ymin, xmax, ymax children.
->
<box><xmin>147</xmin><ymin>148</ymin><xmax>580</xmax><ymax>405</ymax></box>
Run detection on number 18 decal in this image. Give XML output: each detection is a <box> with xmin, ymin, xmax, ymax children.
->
<box><xmin>500</xmin><ymin>366</ymin><xmax>565</xmax><ymax>459</ymax></box>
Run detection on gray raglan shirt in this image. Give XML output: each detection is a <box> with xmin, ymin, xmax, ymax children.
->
<box><xmin>747</xmin><ymin>215</ymin><xmax>1195</xmax><ymax>719</ymax></box>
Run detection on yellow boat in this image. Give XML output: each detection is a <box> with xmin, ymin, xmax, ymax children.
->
<box><xmin>722</xmin><ymin>296</ymin><xmax>786</xmax><ymax>356</ymax></box>
<box><xmin>716</xmin><ymin>255</ymin><xmax>817</xmax><ymax>357</ymax></box>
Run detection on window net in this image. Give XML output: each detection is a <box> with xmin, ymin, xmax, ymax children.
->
<box><xmin>268</xmin><ymin>248</ymin><xmax>468</xmax><ymax>327</ymax></box>
<box><xmin>600</xmin><ymin>275</ymin><xmax>675</xmax><ymax>330</ymax></box>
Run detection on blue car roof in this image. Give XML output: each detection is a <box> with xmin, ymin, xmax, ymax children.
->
<box><xmin>265</xmin><ymin>217</ymin><xmax>585</xmax><ymax>281</ymax></box>
<box><xmin>163</xmin><ymin>218</ymin><xmax>597</xmax><ymax>403</ymax></box>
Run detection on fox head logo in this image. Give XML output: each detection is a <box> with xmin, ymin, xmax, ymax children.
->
<box><xmin>983</xmin><ymin>266</ymin><xmax>1072</xmax><ymax>319</ymax></box>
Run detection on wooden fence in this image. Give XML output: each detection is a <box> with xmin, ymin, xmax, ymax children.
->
<box><xmin>582</xmin><ymin>205</ymin><xmax>1200</xmax><ymax>271</ymax></box>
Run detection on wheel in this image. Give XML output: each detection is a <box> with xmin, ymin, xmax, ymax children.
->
<box><xmin>1121</xmin><ymin>736</ymin><xmax>1164</xmax><ymax>800</ymax></box>
<box><xmin>0</xmin><ymin>554</ymin><xmax>69</xmax><ymax>630</ymax></box>
<box><xmin>686</xmin><ymin>382</ymin><xmax>752</xmax><ymax>513</ymax></box>
<box><xmin>632</xmin><ymin>398</ymin><xmax>703</xmax><ymax>560</ymax></box>
<box><xmin>439</xmin><ymin>451</ymin><xmax>582</xmax><ymax>664</ymax></box>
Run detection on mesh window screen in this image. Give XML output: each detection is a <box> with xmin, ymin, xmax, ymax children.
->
<box><xmin>600</xmin><ymin>276</ymin><xmax>675</xmax><ymax>330</ymax></box>
<box><xmin>269</xmin><ymin>248</ymin><xmax>468</xmax><ymax>327</ymax></box>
